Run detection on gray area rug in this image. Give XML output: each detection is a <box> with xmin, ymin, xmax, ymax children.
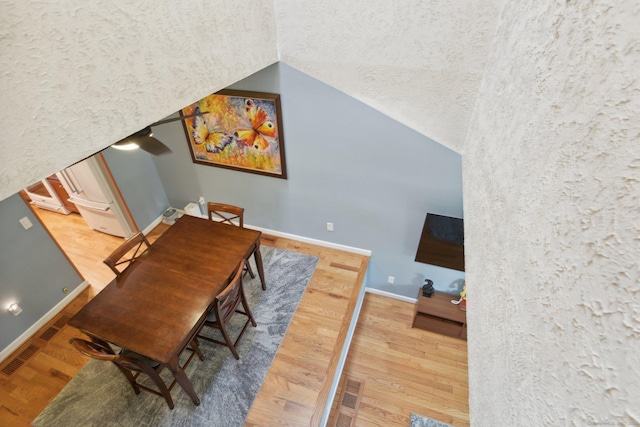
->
<box><xmin>410</xmin><ymin>413</ymin><xmax>453</xmax><ymax>427</ymax></box>
<box><xmin>33</xmin><ymin>246</ymin><xmax>318</xmax><ymax>427</ymax></box>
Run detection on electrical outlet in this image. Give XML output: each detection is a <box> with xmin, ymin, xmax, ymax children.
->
<box><xmin>388</xmin><ymin>276</ymin><xmax>395</xmax><ymax>284</ymax></box>
<box><xmin>327</xmin><ymin>222</ymin><xmax>334</xmax><ymax>231</ymax></box>
<box><xmin>19</xmin><ymin>217</ymin><xmax>33</xmax><ymax>230</ymax></box>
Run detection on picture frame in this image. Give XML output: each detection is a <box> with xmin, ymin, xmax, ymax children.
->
<box><xmin>181</xmin><ymin>89</ymin><xmax>287</xmax><ymax>179</ymax></box>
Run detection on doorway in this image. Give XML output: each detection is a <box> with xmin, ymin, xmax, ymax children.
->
<box><xmin>21</xmin><ymin>153</ymin><xmax>138</xmax><ymax>291</ymax></box>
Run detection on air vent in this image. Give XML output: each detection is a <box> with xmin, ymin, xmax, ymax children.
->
<box><xmin>331</xmin><ymin>377</ymin><xmax>364</xmax><ymax>427</ymax></box>
<box><xmin>54</xmin><ymin>314</ymin><xmax>71</xmax><ymax>329</ymax></box>
<box><xmin>336</xmin><ymin>413</ymin><xmax>354</xmax><ymax>427</ymax></box>
<box><xmin>18</xmin><ymin>344</ymin><xmax>40</xmax><ymax>360</ymax></box>
<box><xmin>1</xmin><ymin>358</ymin><xmax>24</xmax><ymax>376</ymax></box>
<box><xmin>1</xmin><ymin>312</ymin><xmax>69</xmax><ymax>377</ymax></box>
<box><xmin>1</xmin><ymin>344</ymin><xmax>41</xmax><ymax>376</ymax></box>
<box><xmin>39</xmin><ymin>326</ymin><xmax>60</xmax><ymax>342</ymax></box>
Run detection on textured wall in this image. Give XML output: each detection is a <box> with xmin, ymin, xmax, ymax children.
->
<box><xmin>464</xmin><ymin>0</ymin><xmax>640</xmax><ymax>425</ymax></box>
<box><xmin>274</xmin><ymin>0</ymin><xmax>503</xmax><ymax>154</ymax></box>
<box><xmin>0</xmin><ymin>1</ymin><xmax>278</xmax><ymax>201</ymax></box>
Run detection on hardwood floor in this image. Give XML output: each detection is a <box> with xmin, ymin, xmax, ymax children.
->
<box><xmin>0</xmin><ymin>207</ymin><xmax>469</xmax><ymax>426</ymax></box>
<box><xmin>329</xmin><ymin>294</ymin><xmax>469</xmax><ymax>426</ymax></box>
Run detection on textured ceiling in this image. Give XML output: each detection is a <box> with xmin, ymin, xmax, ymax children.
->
<box><xmin>0</xmin><ymin>1</ymin><xmax>279</xmax><ymax>201</ymax></box>
<box><xmin>275</xmin><ymin>0</ymin><xmax>503</xmax><ymax>154</ymax></box>
<box><xmin>0</xmin><ymin>1</ymin><xmax>502</xmax><ymax>201</ymax></box>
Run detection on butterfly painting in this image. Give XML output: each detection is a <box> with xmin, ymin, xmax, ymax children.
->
<box><xmin>190</xmin><ymin>106</ymin><xmax>234</xmax><ymax>154</ymax></box>
<box><xmin>234</xmin><ymin>99</ymin><xmax>277</xmax><ymax>150</ymax></box>
<box><xmin>181</xmin><ymin>90</ymin><xmax>287</xmax><ymax>179</ymax></box>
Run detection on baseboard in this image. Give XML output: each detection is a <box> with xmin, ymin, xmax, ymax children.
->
<box><xmin>171</xmin><ymin>208</ymin><xmax>372</xmax><ymax>256</ymax></box>
<box><xmin>142</xmin><ymin>214</ymin><xmax>163</xmax><ymax>236</ymax></box>
<box><xmin>248</xmin><ymin>225</ymin><xmax>371</xmax><ymax>256</ymax></box>
<box><xmin>365</xmin><ymin>287</ymin><xmax>418</xmax><ymax>303</ymax></box>
<box><xmin>0</xmin><ymin>280</ymin><xmax>90</xmax><ymax>363</ymax></box>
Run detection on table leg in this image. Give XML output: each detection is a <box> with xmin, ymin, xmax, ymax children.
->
<box><xmin>170</xmin><ymin>364</ymin><xmax>200</xmax><ymax>406</ymax></box>
<box><xmin>254</xmin><ymin>242</ymin><xmax>267</xmax><ymax>290</ymax></box>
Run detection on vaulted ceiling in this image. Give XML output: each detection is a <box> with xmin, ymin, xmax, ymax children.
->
<box><xmin>0</xmin><ymin>1</ymin><xmax>504</xmax><ymax>201</ymax></box>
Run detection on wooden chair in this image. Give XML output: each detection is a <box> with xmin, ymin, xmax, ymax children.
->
<box><xmin>69</xmin><ymin>337</ymin><xmax>204</xmax><ymax>409</ymax></box>
<box><xmin>207</xmin><ymin>202</ymin><xmax>261</xmax><ymax>286</ymax></box>
<box><xmin>207</xmin><ymin>202</ymin><xmax>244</xmax><ymax>227</ymax></box>
<box><xmin>196</xmin><ymin>261</ymin><xmax>257</xmax><ymax>360</ymax></box>
<box><xmin>103</xmin><ymin>232</ymin><xmax>150</xmax><ymax>276</ymax></box>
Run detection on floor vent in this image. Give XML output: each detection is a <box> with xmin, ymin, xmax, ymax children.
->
<box><xmin>39</xmin><ymin>326</ymin><xmax>60</xmax><ymax>342</ymax></box>
<box><xmin>18</xmin><ymin>344</ymin><xmax>40</xmax><ymax>360</ymax></box>
<box><xmin>1</xmin><ymin>344</ymin><xmax>41</xmax><ymax>377</ymax></box>
<box><xmin>331</xmin><ymin>377</ymin><xmax>364</xmax><ymax>427</ymax></box>
<box><xmin>1</xmin><ymin>312</ymin><xmax>69</xmax><ymax>377</ymax></box>
<box><xmin>54</xmin><ymin>314</ymin><xmax>71</xmax><ymax>329</ymax></box>
<box><xmin>1</xmin><ymin>358</ymin><xmax>24</xmax><ymax>376</ymax></box>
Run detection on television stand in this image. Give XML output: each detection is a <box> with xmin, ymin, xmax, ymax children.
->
<box><xmin>412</xmin><ymin>290</ymin><xmax>467</xmax><ymax>340</ymax></box>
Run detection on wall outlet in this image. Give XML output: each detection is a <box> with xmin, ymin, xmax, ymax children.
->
<box><xmin>19</xmin><ymin>217</ymin><xmax>33</xmax><ymax>230</ymax></box>
<box><xmin>327</xmin><ymin>222</ymin><xmax>334</xmax><ymax>231</ymax></box>
<box><xmin>388</xmin><ymin>276</ymin><xmax>395</xmax><ymax>284</ymax></box>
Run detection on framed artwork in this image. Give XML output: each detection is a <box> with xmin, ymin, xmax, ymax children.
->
<box><xmin>181</xmin><ymin>90</ymin><xmax>287</xmax><ymax>179</ymax></box>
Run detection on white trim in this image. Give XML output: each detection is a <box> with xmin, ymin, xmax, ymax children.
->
<box><xmin>172</xmin><ymin>208</ymin><xmax>372</xmax><ymax>256</ymax></box>
<box><xmin>142</xmin><ymin>214</ymin><xmax>163</xmax><ymax>236</ymax></box>
<box><xmin>0</xmin><ymin>280</ymin><xmax>90</xmax><ymax>363</ymax></box>
<box><xmin>365</xmin><ymin>287</ymin><xmax>418</xmax><ymax>303</ymax></box>
<box><xmin>320</xmin><ymin>269</ymin><xmax>369</xmax><ymax>426</ymax></box>
<box><xmin>247</xmin><ymin>224</ymin><xmax>372</xmax><ymax>256</ymax></box>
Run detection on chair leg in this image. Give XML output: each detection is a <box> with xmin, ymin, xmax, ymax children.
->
<box><xmin>190</xmin><ymin>338</ymin><xmax>205</xmax><ymax>361</ymax></box>
<box><xmin>113</xmin><ymin>363</ymin><xmax>141</xmax><ymax>395</ymax></box>
<box><xmin>116</xmin><ymin>361</ymin><xmax>175</xmax><ymax>409</ymax></box>
<box><xmin>244</xmin><ymin>261</ymin><xmax>255</xmax><ymax>279</ymax></box>
<box><xmin>240</xmin><ymin>286</ymin><xmax>257</xmax><ymax>328</ymax></box>
<box><xmin>218</xmin><ymin>322</ymin><xmax>240</xmax><ymax>360</ymax></box>
<box><xmin>141</xmin><ymin>366</ymin><xmax>175</xmax><ymax>410</ymax></box>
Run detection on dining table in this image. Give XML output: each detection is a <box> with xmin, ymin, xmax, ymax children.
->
<box><xmin>68</xmin><ymin>214</ymin><xmax>265</xmax><ymax>405</ymax></box>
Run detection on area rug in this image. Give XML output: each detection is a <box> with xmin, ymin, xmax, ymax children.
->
<box><xmin>410</xmin><ymin>413</ymin><xmax>453</xmax><ymax>427</ymax></box>
<box><xmin>33</xmin><ymin>246</ymin><xmax>318</xmax><ymax>427</ymax></box>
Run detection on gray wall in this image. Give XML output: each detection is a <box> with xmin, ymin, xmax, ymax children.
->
<box><xmin>102</xmin><ymin>147</ymin><xmax>170</xmax><ymax>231</ymax></box>
<box><xmin>0</xmin><ymin>194</ymin><xmax>84</xmax><ymax>350</ymax></box>
<box><xmin>0</xmin><ymin>61</ymin><xmax>464</xmax><ymax>355</ymax></box>
<box><xmin>152</xmin><ymin>63</ymin><xmax>465</xmax><ymax>298</ymax></box>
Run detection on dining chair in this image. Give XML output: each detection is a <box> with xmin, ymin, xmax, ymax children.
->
<box><xmin>196</xmin><ymin>260</ymin><xmax>257</xmax><ymax>360</ymax></box>
<box><xmin>69</xmin><ymin>337</ymin><xmax>204</xmax><ymax>409</ymax></box>
<box><xmin>207</xmin><ymin>202</ymin><xmax>262</xmax><ymax>287</ymax></box>
<box><xmin>103</xmin><ymin>231</ymin><xmax>150</xmax><ymax>276</ymax></box>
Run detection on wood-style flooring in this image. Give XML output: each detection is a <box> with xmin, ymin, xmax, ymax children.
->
<box><xmin>0</xmin><ymin>206</ymin><xmax>469</xmax><ymax>426</ymax></box>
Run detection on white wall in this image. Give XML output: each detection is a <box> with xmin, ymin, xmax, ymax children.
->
<box><xmin>464</xmin><ymin>1</ymin><xmax>640</xmax><ymax>425</ymax></box>
<box><xmin>274</xmin><ymin>0</ymin><xmax>504</xmax><ymax>154</ymax></box>
<box><xmin>0</xmin><ymin>1</ymin><xmax>278</xmax><ymax>201</ymax></box>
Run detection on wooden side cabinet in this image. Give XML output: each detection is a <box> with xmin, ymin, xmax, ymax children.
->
<box><xmin>412</xmin><ymin>290</ymin><xmax>467</xmax><ymax>340</ymax></box>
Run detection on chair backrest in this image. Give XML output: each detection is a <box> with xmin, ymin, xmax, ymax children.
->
<box><xmin>214</xmin><ymin>260</ymin><xmax>246</xmax><ymax>325</ymax></box>
<box><xmin>103</xmin><ymin>232</ymin><xmax>150</xmax><ymax>276</ymax></box>
<box><xmin>69</xmin><ymin>338</ymin><xmax>148</xmax><ymax>369</ymax></box>
<box><xmin>69</xmin><ymin>338</ymin><xmax>118</xmax><ymax>361</ymax></box>
<box><xmin>207</xmin><ymin>202</ymin><xmax>244</xmax><ymax>228</ymax></box>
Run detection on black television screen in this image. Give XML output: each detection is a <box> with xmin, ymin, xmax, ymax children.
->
<box><xmin>415</xmin><ymin>213</ymin><xmax>464</xmax><ymax>271</ymax></box>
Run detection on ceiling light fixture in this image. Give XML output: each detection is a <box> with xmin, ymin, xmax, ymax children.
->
<box><xmin>111</xmin><ymin>111</ymin><xmax>211</xmax><ymax>156</ymax></box>
<box><xmin>111</xmin><ymin>141</ymin><xmax>140</xmax><ymax>151</ymax></box>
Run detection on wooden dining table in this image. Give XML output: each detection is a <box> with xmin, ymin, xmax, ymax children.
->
<box><xmin>68</xmin><ymin>214</ymin><xmax>265</xmax><ymax>405</ymax></box>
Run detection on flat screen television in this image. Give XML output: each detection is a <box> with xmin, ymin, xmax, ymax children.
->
<box><xmin>414</xmin><ymin>213</ymin><xmax>464</xmax><ymax>271</ymax></box>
